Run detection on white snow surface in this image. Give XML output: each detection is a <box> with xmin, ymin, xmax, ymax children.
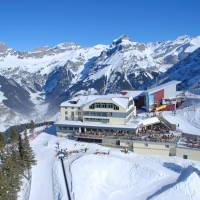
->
<box><xmin>28</xmin><ymin>132</ymin><xmax>200</xmax><ymax>200</ymax></box>
<box><xmin>139</xmin><ymin>117</ymin><xmax>160</xmax><ymax>126</ymax></box>
<box><xmin>154</xmin><ymin>172</ymin><xmax>200</xmax><ymax>200</ymax></box>
<box><xmin>163</xmin><ymin>104</ymin><xmax>200</xmax><ymax>135</ymax></box>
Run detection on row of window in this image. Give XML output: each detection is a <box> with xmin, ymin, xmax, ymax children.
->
<box><xmin>58</xmin><ymin>126</ymin><xmax>79</xmax><ymax>131</ymax></box>
<box><xmin>64</xmin><ymin>106</ymin><xmax>81</xmax><ymax>110</ymax></box>
<box><xmin>65</xmin><ymin>116</ymin><xmax>82</xmax><ymax>120</ymax></box>
<box><xmin>89</xmin><ymin>103</ymin><xmax>119</xmax><ymax>110</ymax></box>
<box><xmin>84</xmin><ymin>111</ymin><xmax>112</xmax><ymax>117</ymax></box>
<box><xmin>65</xmin><ymin>111</ymin><xmax>82</xmax><ymax>116</ymax></box>
<box><xmin>84</xmin><ymin>118</ymin><xmax>109</xmax><ymax>123</ymax></box>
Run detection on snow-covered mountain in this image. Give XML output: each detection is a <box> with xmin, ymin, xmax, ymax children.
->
<box><xmin>157</xmin><ymin>47</ymin><xmax>200</xmax><ymax>94</ymax></box>
<box><xmin>61</xmin><ymin>35</ymin><xmax>200</xmax><ymax>95</ymax></box>
<box><xmin>0</xmin><ymin>35</ymin><xmax>200</xmax><ymax>130</ymax></box>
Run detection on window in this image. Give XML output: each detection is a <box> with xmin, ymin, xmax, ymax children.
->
<box><xmin>109</xmin><ymin>103</ymin><xmax>113</xmax><ymax>108</ymax></box>
<box><xmin>69</xmin><ymin>127</ymin><xmax>74</xmax><ymax>130</ymax></box>
<box><xmin>78</xmin><ymin>112</ymin><xmax>82</xmax><ymax>116</ymax></box>
<box><xmin>69</xmin><ymin>101</ymin><xmax>77</xmax><ymax>104</ymax></box>
<box><xmin>83</xmin><ymin>111</ymin><xmax>112</xmax><ymax>117</ymax></box>
<box><xmin>65</xmin><ymin>111</ymin><xmax>68</xmax><ymax>115</ymax></box>
<box><xmin>183</xmin><ymin>155</ymin><xmax>188</xmax><ymax>159</ymax></box>
<box><xmin>113</xmin><ymin>105</ymin><xmax>119</xmax><ymax>110</ymax></box>
<box><xmin>71</xmin><ymin>112</ymin><xmax>75</xmax><ymax>120</ymax></box>
<box><xmin>90</xmin><ymin>104</ymin><xmax>95</xmax><ymax>109</ymax></box>
<box><xmin>84</xmin><ymin>118</ymin><xmax>109</xmax><ymax>123</ymax></box>
<box><xmin>65</xmin><ymin>116</ymin><xmax>68</xmax><ymax>120</ymax></box>
<box><xmin>165</xmin><ymin>144</ymin><xmax>169</xmax><ymax>148</ymax></box>
<box><xmin>89</xmin><ymin>103</ymin><xmax>119</xmax><ymax>110</ymax></box>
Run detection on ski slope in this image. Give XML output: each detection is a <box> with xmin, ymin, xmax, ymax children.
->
<box><xmin>28</xmin><ymin>132</ymin><xmax>200</xmax><ymax>200</ymax></box>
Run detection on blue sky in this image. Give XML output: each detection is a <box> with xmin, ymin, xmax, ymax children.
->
<box><xmin>0</xmin><ymin>0</ymin><xmax>199</xmax><ymax>50</ymax></box>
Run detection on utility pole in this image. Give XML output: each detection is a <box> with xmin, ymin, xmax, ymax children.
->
<box><xmin>58</xmin><ymin>151</ymin><xmax>71</xmax><ymax>200</ymax></box>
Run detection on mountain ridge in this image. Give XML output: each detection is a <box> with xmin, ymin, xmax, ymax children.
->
<box><xmin>0</xmin><ymin>34</ymin><xmax>200</xmax><ymax>130</ymax></box>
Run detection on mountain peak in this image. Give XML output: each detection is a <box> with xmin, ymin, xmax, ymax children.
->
<box><xmin>32</xmin><ymin>45</ymin><xmax>50</xmax><ymax>52</ymax></box>
<box><xmin>174</xmin><ymin>35</ymin><xmax>195</xmax><ymax>45</ymax></box>
<box><xmin>176</xmin><ymin>35</ymin><xmax>191</xmax><ymax>40</ymax></box>
<box><xmin>0</xmin><ymin>42</ymin><xmax>7</xmax><ymax>53</ymax></box>
<box><xmin>56</xmin><ymin>42</ymin><xmax>79</xmax><ymax>49</ymax></box>
<box><xmin>112</xmin><ymin>34</ymin><xmax>132</xmax><ymax>46</ymax></box>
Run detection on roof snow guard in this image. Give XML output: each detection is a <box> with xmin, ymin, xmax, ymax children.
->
<box><xmin>147</xmin><ymin>81</ymin><xmax>181</xmax><ymax>94</ymax></box>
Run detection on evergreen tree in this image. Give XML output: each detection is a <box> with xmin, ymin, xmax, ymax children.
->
<box><xmin>0</xmin><ymin>132</ymin><xmax>5</xmax><ymax>149</ymax></box>
<box><xmin>10</xmin><ymin>128</ymin><xmax>19</xmax><ymax>144</ymax></box>
<box><xmin>24</xmin><ymin>130</ymin><xmax>36</xmax><ymax>168</ymax></box>
<box><xmin>0</xmin><ymin>128</ymin><xmax>36</xmax><ymax>199</ymax></box>
<box><xmin>19</xmin><ymin>129</ymin><xmax>36</xmax><ymax>179</ymax></box>
<box><xmin>3</xmin><ymin>148</ymin><xmax>22</xmax><ymax>200</ymax></box>
<box><xmin>0</xmin><ymin>143</ymin><xmax>22</xmax><ymax>200</ymax></box>
<box><xmin>30</xmin><ymin>120</ymin><xmax>35</xmax><ymax>133</ymax></box>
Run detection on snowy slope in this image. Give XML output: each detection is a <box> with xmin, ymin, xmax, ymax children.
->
<box><xmin>154</xmin><ymin>171</ymin><xmax>200</xmax><ymax>200</ymax></box>
<box><xmin>162</xmin><ymin>96</ymin><xmax>200</xmax><ymax>135</ymax></box>
<box><xmin>28</xmin><ymin>132</ymin><xmax>200</xmax><ymax>200</ymax></box>
<box><xmin>71</xmin><ymin>154</ymin><xmax>177</xmax><ymax>200</ymax></box>
<box><xmin>157</xmin><ymin>47</ymin><xmax>200</xmax><ymax>93</ymax></box>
